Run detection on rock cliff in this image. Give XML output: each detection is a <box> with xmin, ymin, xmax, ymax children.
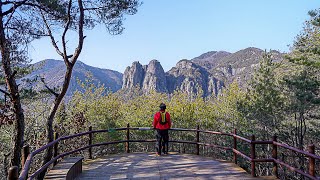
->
<box><xmin>121</xmin><ymin>47</ymin><xmax>283</xmax><ymax>97</ymax></box>
<box><xmin>166</xmin><ymin>60</ymin><xmax>210</xmax><ymax>96</ymax></box>
<box><xmin>122</xmin><ymin>60</ymin><xmax>168</xmax><ymax>93</ymax></box>
<box><xmin>122</xmin><ymin>59</ymin><xmax>224</xmax><ymax>97</ymax></box>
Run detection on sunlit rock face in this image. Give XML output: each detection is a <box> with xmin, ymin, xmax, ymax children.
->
<box><xmin>18</xmin><ymin>47</ymin><xmax>284</xmax><ymax>98</ymax></box>
<box><xmin>142</xmin><ymin>60</ymin><xmax>167</xmax><ymax>93</ymax></box>
<box><xmin>121</xmin><ymin>47</ymin><xmax>283</xmax><ymax>97</ymax></box>
<box><xmin>166</xmin><ymin>60</ymin><xmax>211</xmax><ymax>96</ymax></box>
<box><xmin>122</xmin><ymin>61</ymin><xmax>145</xmax><ymax>89</ymax></box>
<box><xmin>122</xmin><ymin>60</ymin><xmax>167</xmax><ymax>93</ymax></box>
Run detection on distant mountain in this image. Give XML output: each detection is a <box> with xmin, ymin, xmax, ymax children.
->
<box><xmin>20</xmin><ymin>47</ymin><xmax>283</xmax><ymax>98</ymax></box>
<box><xmin>122</xmin><ymin>47</ymin><xmax>283</xmax><ymax>96</ymax></box>
<box><xmin>193</xmin><ymin>47</ymin><xmax>283</xmax><ymax>86</ymax></box>
<box><xmin>19</xmin><ymin>59</ymin><xmax>123</xmax><ymax>97</ymax></box>
<box><xmin>192</xmin><ymin>51</ymin><xmax>231</xmax><ymax>70</ymax></box>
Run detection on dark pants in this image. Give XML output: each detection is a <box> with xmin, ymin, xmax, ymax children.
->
<box><xmin>156</xmin><ymin>129</ymin><xmax>169</xmax><ymax>155</ymax></box>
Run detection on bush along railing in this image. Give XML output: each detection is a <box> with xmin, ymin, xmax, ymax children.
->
<box><xmin>8</xmin><ymin>124</ymin><xmax>320</xmax><ymax>180</ymax></box>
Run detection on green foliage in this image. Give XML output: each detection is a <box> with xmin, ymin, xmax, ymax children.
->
<box><xmin>288</xmin><ymin>8</ymin><xmax>320</xmax><ymax>68</ymax></box>
<box><xmin>284</xmin><ymin>69</ymin><xmax>320</xmax><ymax>111</ymax></box>
<box><xmin>120</xmin><ymin>90</ymin><xmax>168</xmax><ymax>127</ymax></box>
<box><xmin>212</xmin><ymin>81</ymin><xmax>247</xmax><ymax>132</ymax></box>
<box><xmin>238</xmin><ymin>52</ymin><xmax>286</xmax><ymax>137</ymax></box>
<box><xmin>281</xmin><ymin>9</ymin><xmax>320</xmax><ymax>151</ymax></box>
<box><xmin>169</xmin><ymin>91</ymin><xmax>199</xmax><ymax>128</ymax></box>
<box><xmin>70</xmin><ymin>79</ymin><xmax>121</xmax><ymax>130</ymax></box>
<box><xmin>69</xmin><ymin>78</ymin><xmax>247</xmax><ymax>134</ymax></box>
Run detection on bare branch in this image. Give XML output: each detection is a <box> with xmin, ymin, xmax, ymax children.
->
<box><xmin>62</xmin><ymin>0</ymin><xmax>72</xmax><ymax>67</ymax></box>
<box><xmin>0</xmin><ymin>88</ymin><xmax>10</xmax><ymax>96</ymax></box>
<box><xmin>23</xmin><ymin>2</ymin><xmax>65</xmax><ymax>20</ymax></box>
<box><xmin>70</xmin><ymin>0</ymin><xmax>85</xmax><ymax>65</ymax></box>
<box><xmin>83</xmin><ymin>6</ymin><xmax>107</xmax><ymax>11</ymax></box>
<box><xmin>9</xmin><ymin>70</ymin><xmax>17</xmax><ymax>79</ymax></box>
<box><xmin>40</xmin><ymin>77</ymin><xmax>59</xmax><ymax>97</ymax></box>
<box><xmin>1</xmin><ymin>0</ymin><xmax>27</xmax><ymax>16</ymax></box>
<box><xmin>3</xmin><ymin>5</ymin><xmax>15</xmax><ymax>28</ymax></box>
<box><xmin>39</xmin><ymin>9</ymin><xmax>64</xmax><ymax>58</ymax></box>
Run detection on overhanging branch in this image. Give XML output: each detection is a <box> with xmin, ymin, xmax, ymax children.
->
<box><xmin>70</xmin><ymin>0</ymin><xmax>85</xmax><ymax>65</ymax></box>
<box><xmin>39</xmin><ymin>9</ymin><xmax>64</xmax><ymax>58</ymax></box>
<box><xmin>0</xmin><ymin>88</ymin><xmax>10</xmax><ymax>96</ymax></box>
<box><xmin>1</xmin><ymin>0</ymin><xmax>27</xmax><ymax>16</ymax></box>
<box><xmin>9</xmin><ymin>70</ymin><xmax>17</xmax><ymax>79</ymax></box>
<box><xmin>40</xmin><ymin>78</ymin><xmax>59</xmax><ymax>97</ymax></box>
<box><xmin>62</xmin><ymin>0</ymin><xmax>72</xmax><ymax>67</ymax></box>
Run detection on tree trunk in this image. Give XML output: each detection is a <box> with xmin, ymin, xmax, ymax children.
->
<box><xmin>39</xmin><ymin>66</ymin><xmax>74</xmax><ymax>179</ymax></box>
<box><xmin>39</xmin><ymin>2</ymin><xmax>84</xmax><ymax>178</ymax></box>
<box><xmin>0</xmin><ymin>2</ymin><xmax>25</xmax><ymax>169</ymax></box>
<box><xmin>297</xmin><ymin>111</ymin><xmax>305</xmax><ymax>173</ymax></box>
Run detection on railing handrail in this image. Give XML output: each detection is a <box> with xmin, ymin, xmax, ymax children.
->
<box><xmin>15</xmin><ymin>126</ymin><xmax>320</xmax><ymax>180</ymax></box>
<box><xmin>273</xmin><ymin>141</ymin><xmax>320</xmax><ymax>160</ymax></box>
<box><xmin>19</xmin><ymin>127</ymin><xmax>128</xmax><ymax>179</ymax></box>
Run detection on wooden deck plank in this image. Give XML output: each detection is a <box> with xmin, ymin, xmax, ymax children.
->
<box><xmin>76</xmin><ymin>153</ymin><xmax>275</xmax><ymax>180</ymax></box>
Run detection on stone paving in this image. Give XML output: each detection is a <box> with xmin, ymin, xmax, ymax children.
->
<box><xmin>75</xmin><ymin>152</ymin><xmax>274</xmax><ymax>180</ymax></box>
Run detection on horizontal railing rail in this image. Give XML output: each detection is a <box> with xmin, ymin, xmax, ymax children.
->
<box><xmin>8</xmin><ymin>124</ymin><xmax>320</xmax><ymax>180</ymax></box>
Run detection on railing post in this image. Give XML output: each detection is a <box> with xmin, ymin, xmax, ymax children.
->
<box><xmin>233</xmin><ymin>129</ymin><xmax>237</xmax><ymax>164</ymax></box>
<box><xmin>182</xmin><ymin>144</ymin><xmax>185</xmax><ymax>154</ymax></box>
<box><xmin>7</xmin><ymin>166</ymin><xmax>18</xmax><ymax>180</ymax></box>
<box><xmin>53</xmin><ymin>132</ymin><xmax>59</xmax><ymax>166</ymax></box>
<box><xmin>126</xmin><ymin>123</ymin><xmax>130</xmax><ymax>153</ymax></box>
<box><xmin>308</xmin><ymin>144</ymin><xmax>315</xmax><ymax>177</ymax></box>
<box><xmin>89</xmin><ymin>126</ymin><xmax>93</xmax><ymax>159</ymax></box>
<box><xmin>22</xmin><ymin>145</ymin><xmax>30</xmax><ymax>168</ymax></box>
<box><xmin>196</xmin><ymin>125</ymin><xmax>200</xmax><ymax>155</ymax></box>
<box><xmin>272</xmin><ymin>135</ymin><xmax>278</xmax><ymax>178</ymax></box>
<box><xmin>250</xmin><ymin>135</ymin><xmax>256</xmax><ymax>177</ymax></box>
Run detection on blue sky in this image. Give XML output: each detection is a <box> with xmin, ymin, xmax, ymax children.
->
<box><xmin>29</xmin><ymin>0</ymin><xmax>320</xmax><ymax>73</ymax></box>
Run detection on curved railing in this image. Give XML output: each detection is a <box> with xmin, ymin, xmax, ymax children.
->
<box><xmin>8</xmin><ymin>124</ymin><xmax>320</xmax><ymax>180</ymax></box>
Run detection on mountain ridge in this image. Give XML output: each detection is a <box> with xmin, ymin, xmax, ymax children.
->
<box><xmin>21</xmin><ymin>47</ymin><xmax>283</xmax><ymax>97</ymax></box>
<box><xmin>122</xmin><ymin>47</ymin><xmax>283</xmax><ymax>96</ymax></box>
<box><xmin>20</xmin><ymin>59</ymin><xmax>123</xmax><ymax>97</ymax></box>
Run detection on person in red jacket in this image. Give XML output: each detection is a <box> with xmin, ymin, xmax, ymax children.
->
<box><xmin>153</xmin><ymin>103</ymin><xmax>171</xmax><ymax>156</ymax></box>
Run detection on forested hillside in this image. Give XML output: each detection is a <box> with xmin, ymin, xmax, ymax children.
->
<box><xmin>19</xmin><ymin>59</ymin><xmax>123</xmax><ymax>97</ymax></box>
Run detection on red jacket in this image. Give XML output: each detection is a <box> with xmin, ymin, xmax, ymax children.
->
<box><xmin>153</xmin><ymin>110</ymin><xmax>171</xmax><ymax>130</ymax></box>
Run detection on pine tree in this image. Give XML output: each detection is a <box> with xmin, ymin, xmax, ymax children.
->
<box><xmin>238</xmin><ymin>52</ymin><xmax>286</xmax><ymax>138</ymax></box>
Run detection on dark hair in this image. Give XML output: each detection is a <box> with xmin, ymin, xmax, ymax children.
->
<box><xmin>159</xmin><ymin>103</ymin><xmax>166</xmax><ymax>110</ymax></box>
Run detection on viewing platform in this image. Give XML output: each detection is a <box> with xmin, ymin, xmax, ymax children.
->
<box><xmin>76</xmin><ymin>153</ymin><xmax>272</xmax><ymax>180</ymax></box>
<box><xmin>12</xmin><ymin>125</ymin><xmax>320</xmax><ymax>180</ymax></box>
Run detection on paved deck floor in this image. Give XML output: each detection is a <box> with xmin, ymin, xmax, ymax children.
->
<box><xmin>76</xmin><ymin>152</ymin><xmax>272</xmax><ymax>180</ymax></box>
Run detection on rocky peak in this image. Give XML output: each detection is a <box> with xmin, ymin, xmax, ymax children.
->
<box><xmin>192</xmin><ymin>51</ymin><xmax>232</xmax><ymax>70</ymax></box>
<box><xmin>142</xmin><ymin>60</ymin><xmax>167</xmax><ymax>93</ymax></box>
<box><xmin>121</xmin><ymin>47</ymin><xmax>284</xmax><ymax>97</ymax></box>
<box><xmin>122</xmin><ymin>61</ymin><xmax>145</xmax><ymax>89</ymax></box>
<box><xmin>122</xmin><ymin>60</ymin><xmax>168</xmax><ymax>93</ymax></box>
<box><xmin>166</xmin><ymin>60</ymin><xmax>212</xmax><ymax>96</ymax></box>
<box><xmin>175</xmin><ymin>60</ymin><xmax>207</xmax><ymax>74</ymax></box>
<box><xmin>146</xmin><ymin>60</ymin><xmax>163</xmax><ymax>73</ymax></box>
<box><xmin>176</xmin><ymin>59</ymin><xmax>196</xmax><ymax>70</ymax></box>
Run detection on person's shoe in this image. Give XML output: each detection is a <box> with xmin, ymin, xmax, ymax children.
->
<box><xmin>156</xmin><ymin>152</ymin><xmax>160</xmax><ymax>156</ymax></box>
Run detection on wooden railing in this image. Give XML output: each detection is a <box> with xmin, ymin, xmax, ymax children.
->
<box><xmin>8</xmin><ymin>124</ymin><xmax>320</xmax><ymax>180</ymax></box>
